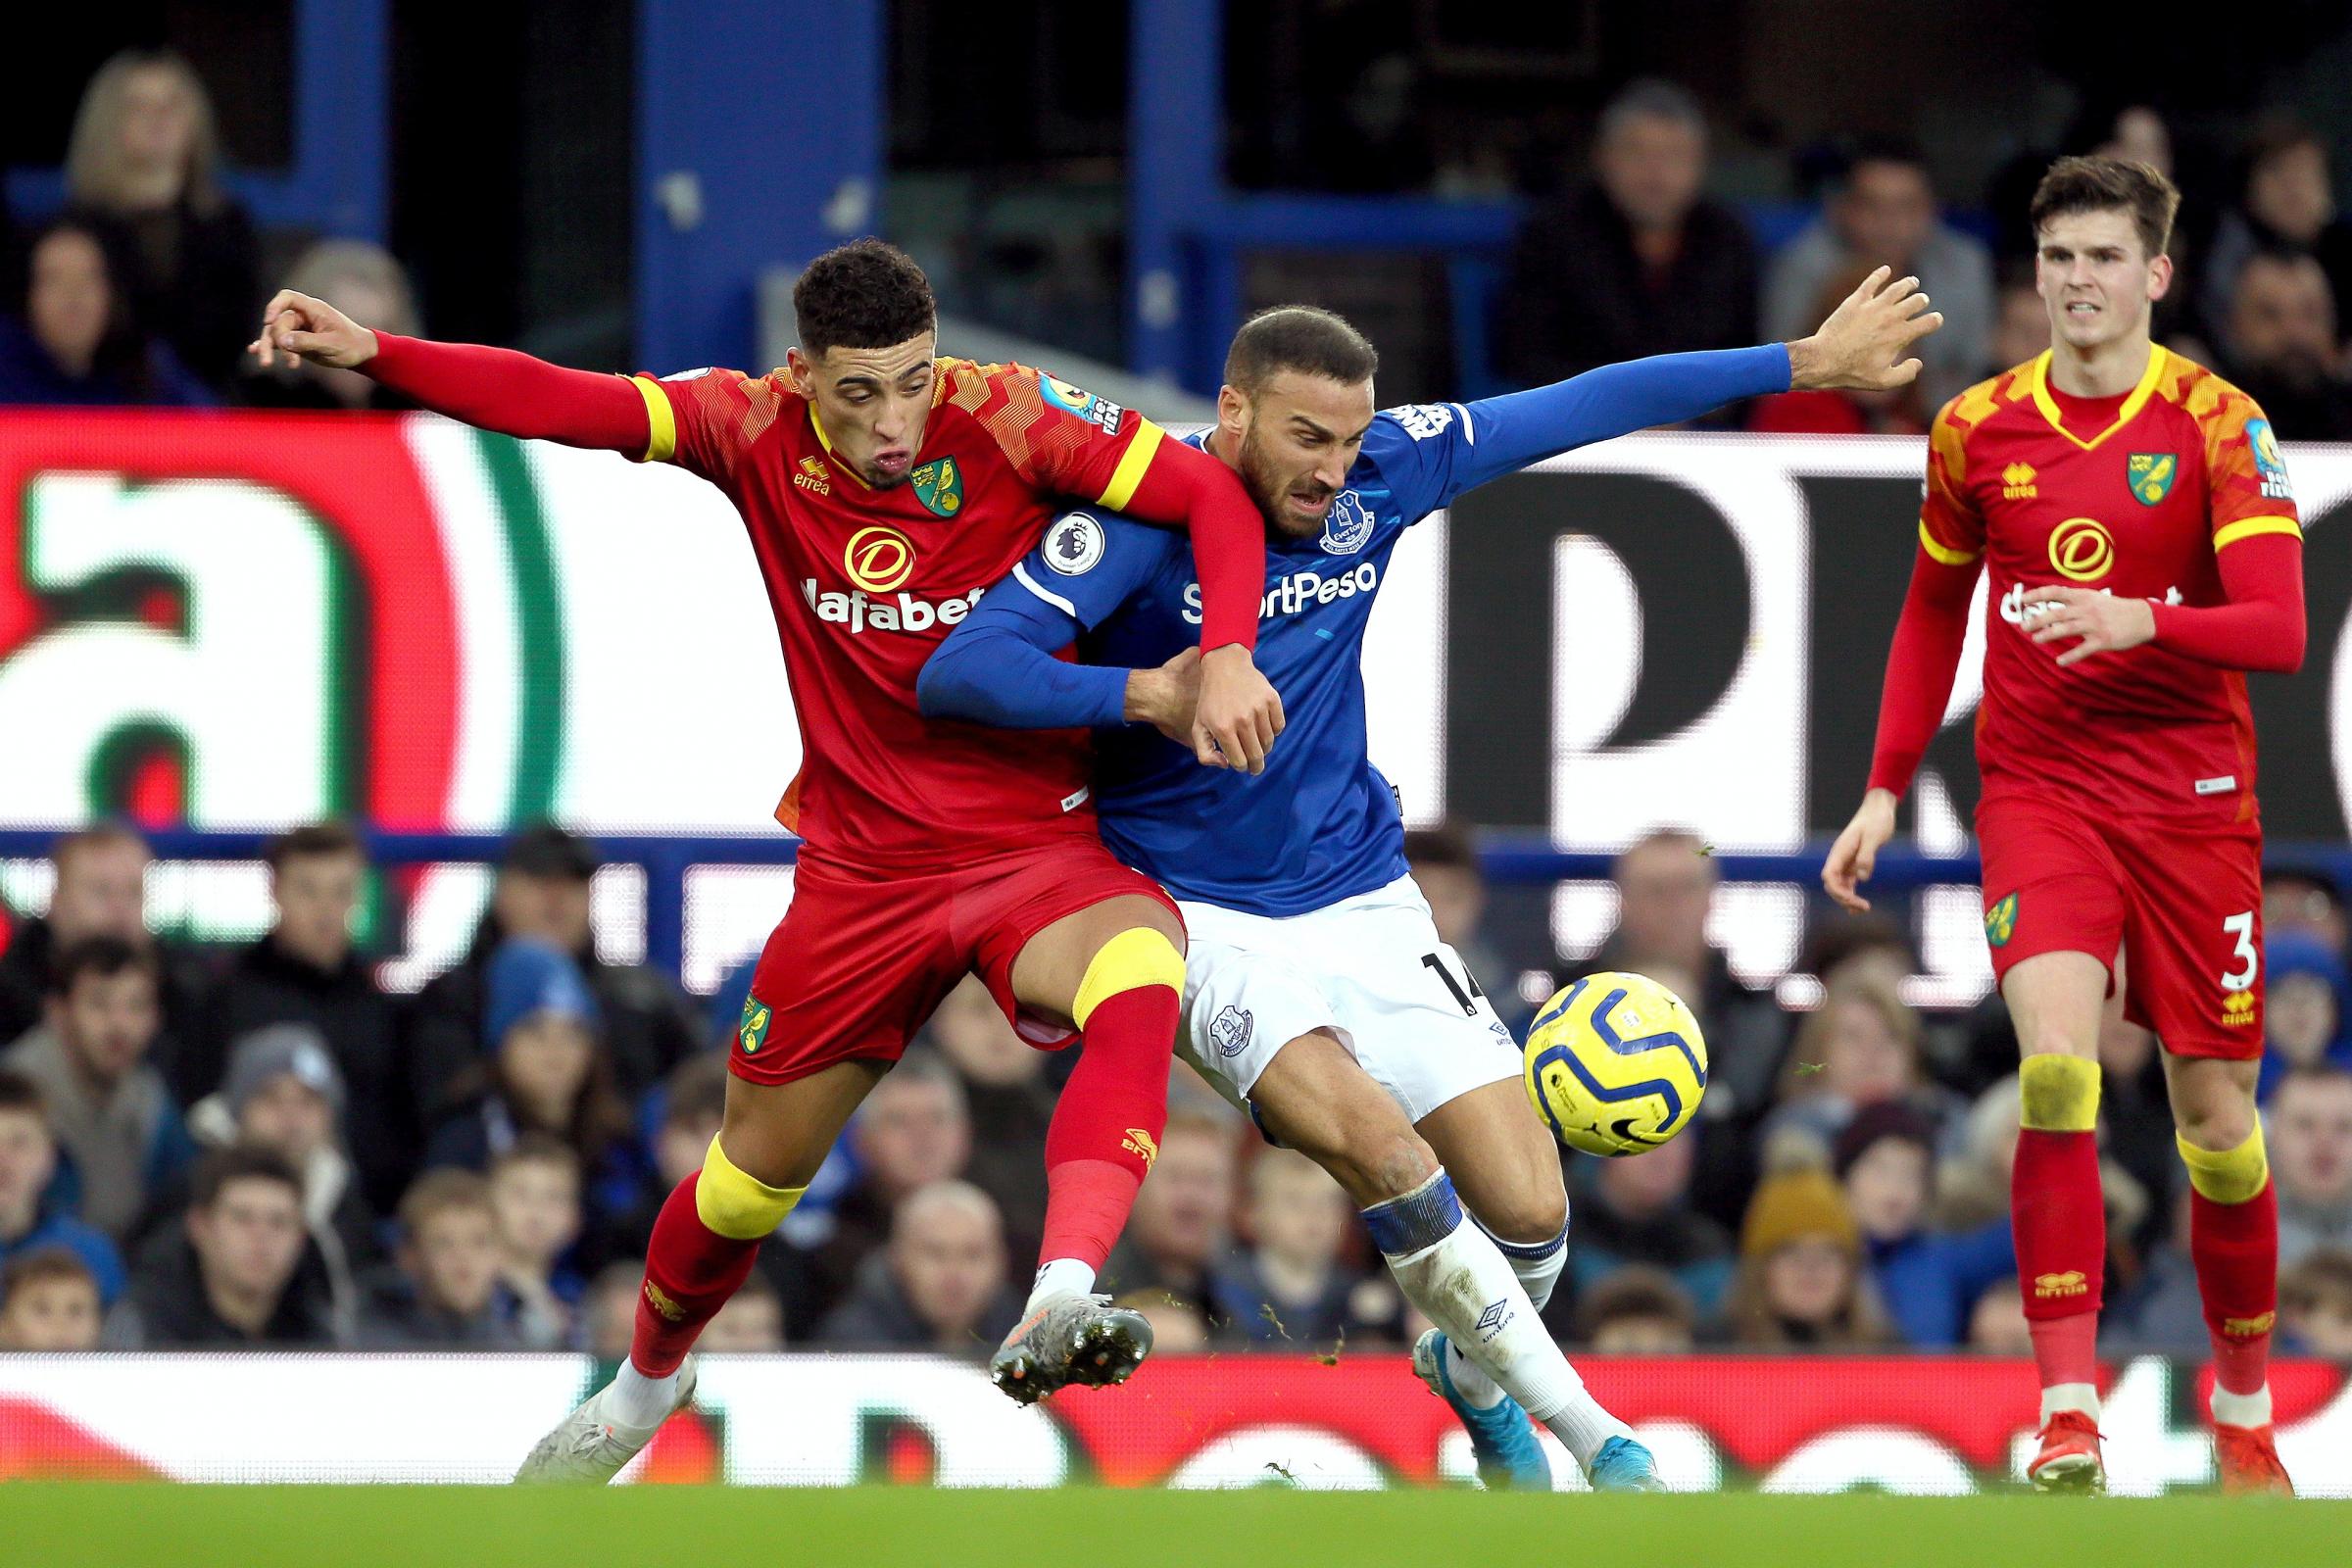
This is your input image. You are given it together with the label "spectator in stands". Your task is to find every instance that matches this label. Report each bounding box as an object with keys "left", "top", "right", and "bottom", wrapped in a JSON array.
[
  {"left": 188, "top": 821, "right": 407, "bottom": 1211},
  {"left": 2274, "top": 1065, "right": 2352, "bottom": 1269},
  {"left": 1989, "top": 268, "right": 2051, "bottom": 376},
  {"left": 1724, "top": 1168, "right": 1894, "bottom": 1348},
  {"left": 1763, "top": 139, "right": 1993, "bottom": 411},
  {"left": 1837, "top": 1102, "right": 2011, "bottom": 1348},
  {"left": 0, "top": 218, "right": 210, "bottom": 407},
  {"left": 0, "top": 1069, "right": 123, "bottom": 1305},
  {"left": 1572, "top": 1264, "right": 1699, "bottom": 1354},
  {"left": 701, "top": 1272, "right": 786, "bottom": 1353},
  {"left": 2199, "top": 123, "right": 2352, "bottom": 350},
  {"left": 2104, "top": 1185, "right": 2206, "bottom": 1354},
  {"left": 1404, "top": 823, "right": 1530, "bottom": 1035},
  {"left": 2258, "top": 931, "right": 2352, "bottom": 1102},
  {"left": 1748, "top": 263, "right": 1930, "bottom": 435},
  {"left": 1211, "top": 1148, "right": 1401, "bottom": 1348},
  {"left": 1964, "top": 1277, "right": 2032, "bottom": 1355},
  {"left": 0, "top": 825, "right": 191, "bottom": 1062},
  {"left": 111, "top": 1145, "right": 331, "bottom": 1348},
  {"left": 240, "top": 240, "right": 419, "bottom": 410},
  {"left": 3, "top": 937, "right": 195, "bottom": 1240},
  {"left": 580, "top": 1258, "right": 641, "bottom": 1360},
  {"left": 153, "top": 1023, "right": 375, "bottom": 1336},
  {"left": 61, "top": 50, "right": 258, "bottom": 390},
  {"left": 406, "top": 825, "right": 699, "bottom": 1128},
  {"left": 2217, "top": 250, "right": 2352, "bottom": 441},
  {"left": 624, "top": 1052, "right": 728, "bottom": 1245},
  {"left": 763, "top": 1051, "right": 971, "bottom": 1337},
  {"left": 2096, "top": 1015, "right": 2182, "bottom": 1253},
  {"left": 1496, "top": 79, "right": 1758, "bottom": 401},
  {"left": 1119, "top": 1288, "right": 1211, "bottom": 1353},
  {"left": 815, "top": 1179, "right": 1021, "bottom": 1351},
  {"left": 1759, "top": 978, "right": 1957, "bottom": 1171},
  {"left": 0, "top": 1249, "right": 104, "bottom": 1351},
  {"left": 2278, "top": 1248, "right": 2352, "bottom": 1358},
  {"left": 2266, "top": 869, "right": 2349, "bottom": 958},
  {"left": 487, "top": 1134, "right": 584, "bottom": 1350},
  {"left": 359, "top": 1169, "right": 519, "bottom": 1348},
  {"left": 1101, "top": 1109, "right": 1239, "bottom": 1312},
  {"left": 926, "top": 977, "right": 1053, "bottom": 1269},
  {"left": 1557, "top": 1132, "right": 1733, "bottom": 1322},
  {"left": 422, "top": 938, "right": 637, "bottom": 1231}
]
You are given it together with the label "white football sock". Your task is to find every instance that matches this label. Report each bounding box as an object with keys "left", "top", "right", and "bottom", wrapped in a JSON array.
[
  {"left": 2212, "top": 1384, "right": 2272, "bottom": 1429},
  {"left": 1027, "top": 1257, "right": 1097, "bottom": 1312},
  {"left": 1369, "top": 1171, "right": 1631, "bottom": 1471},
  {"left": 1486, "top": 1218, "right": 1569, "bottom": 1311},
  {"left": 2039, "top": 1383, "right": 2101, "bottom": 1425},
  {"left": 609, "top": 1362, "right": 681, "bottom": 1430}
]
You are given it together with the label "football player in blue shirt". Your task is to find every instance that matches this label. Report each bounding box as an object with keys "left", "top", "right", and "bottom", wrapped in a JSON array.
[{"left": 919, "top": 270, "right": 1937, "bottom": 1491}]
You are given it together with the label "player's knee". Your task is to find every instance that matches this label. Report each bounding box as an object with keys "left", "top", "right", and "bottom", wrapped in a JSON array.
[
  {"left": 2178, "top": 1116, "right": 2268, "bottom": 1203},
  {"left": 694, "top": 1135, "right": 808, "bottom": 1241},
  {"left": 1336, "top": 1125, "right": 1441, "bottom": 1205},
  {"left": 2017, "top": 1052, "right": 2101, "bottom": 1132}
]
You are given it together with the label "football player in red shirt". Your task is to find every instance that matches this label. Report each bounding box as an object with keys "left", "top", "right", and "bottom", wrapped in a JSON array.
[
  {"left": 1825, "top": 159, "right": 2303, "bottom": 1494},
  {"left": 254, "top": 240, "right": 1285, "bottom": 1480}
]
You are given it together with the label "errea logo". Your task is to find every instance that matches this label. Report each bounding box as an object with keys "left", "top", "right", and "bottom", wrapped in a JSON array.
[{"left": 2002, "top": 462, "right": 2036, "bottom": 499}]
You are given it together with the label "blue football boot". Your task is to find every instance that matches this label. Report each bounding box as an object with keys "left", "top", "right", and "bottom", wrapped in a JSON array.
[
  {"left": 1413, "top": 1329, "right": 1553, "bottom": 1491},
  {"left": 1588, "top": 1434, "right": 1667, "bottom": 1493}
]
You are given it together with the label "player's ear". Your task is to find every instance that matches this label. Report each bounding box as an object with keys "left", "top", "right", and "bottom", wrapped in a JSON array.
[
  {"left": 2146, "top": 253, "right": 2174, "bottom": 304},
  {"left": 783, "top": 347, "right": 816, "bottom": 400},
  {"left": 1216, "top": 382, "right": 1249, "bottom": 432}
]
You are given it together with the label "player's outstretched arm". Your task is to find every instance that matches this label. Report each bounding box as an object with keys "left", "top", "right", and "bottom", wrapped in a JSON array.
[
  {"left": 249, "top": 290, "right": 653, "bottom": 453},
  {"left": 916, "top": 584, "right": 1200, "bottom": 744}
]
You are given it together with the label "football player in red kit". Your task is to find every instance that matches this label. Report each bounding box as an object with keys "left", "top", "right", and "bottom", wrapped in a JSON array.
[
  {"left": 1825, "top": 158, "right": 2303, "bottom": 1494},
  {"left": 254, "top": 240, "right": 1285, "bottom": 1480}
]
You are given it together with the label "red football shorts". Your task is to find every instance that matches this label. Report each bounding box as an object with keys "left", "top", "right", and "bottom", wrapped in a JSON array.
[
  {"left": 1976, "top": 792, "right": 2265, "bottom": 1058},
  {"left": 727, "top": 836, "right": 1181, "bottom": 1085}
]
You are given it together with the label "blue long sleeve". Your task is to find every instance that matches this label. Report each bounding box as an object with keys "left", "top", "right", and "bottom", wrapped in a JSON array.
[
  {"left": 916, "top": 593, "right": 1130, "bottom": 730},
  {"left": 1450, "top": 343, "right": 1791, "bottom": 496}
]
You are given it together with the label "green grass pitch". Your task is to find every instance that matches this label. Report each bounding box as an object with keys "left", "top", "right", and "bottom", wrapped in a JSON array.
[{"left": 4, "top": 1486, "right": 2348, "bottom": 1568}]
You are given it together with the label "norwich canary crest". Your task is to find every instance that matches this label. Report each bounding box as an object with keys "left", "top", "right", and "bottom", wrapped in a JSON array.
[{"left": 1985, "top": 893, "right": 2019, "bottom": 948}]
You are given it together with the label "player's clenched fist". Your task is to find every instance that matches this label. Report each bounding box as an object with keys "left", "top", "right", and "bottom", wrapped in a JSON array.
[
  {"left": 1194, "top": 644, "right": 1285, "bottom": 774},
  {"left": 248, "top": 289, "right": 379, "bottom": 371}
]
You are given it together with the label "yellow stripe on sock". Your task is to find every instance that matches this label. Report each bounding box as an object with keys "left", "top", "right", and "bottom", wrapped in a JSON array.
[
  {"left": 694, "top": 1135, "right": 806, "bottom": 1240},
  {"left": 2179, "top": 1123, "right": 2270, "bottom": 1205},
  {"left": 1071, "top": 926, "right": 1185, "bottom": 1029},
  {"left": 2018, "top": 1054, "right": 2100, "bottom": 1132}
]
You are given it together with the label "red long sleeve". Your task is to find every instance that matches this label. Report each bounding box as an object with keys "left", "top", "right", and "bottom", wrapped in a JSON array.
[
  {"left": 2149, "top": 532, "right": 2306, "bottom": 673},
  {"left": 365, "top": 332, "right": 652, "bottom": 454},
  {"left": 1110, "top": 435, "right": 1265, "bottom": 653},
  {"left": 1866, "top": 547, "right": 1980, "bottom": 798}
]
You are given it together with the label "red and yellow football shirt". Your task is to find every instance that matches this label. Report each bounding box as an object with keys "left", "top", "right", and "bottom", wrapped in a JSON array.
[
  {"left": 633, "top": 359, "right": 1176, "bottom": 868},
  {"left": 1918, "top": 346, "right": 2301, "bottom": 824}
]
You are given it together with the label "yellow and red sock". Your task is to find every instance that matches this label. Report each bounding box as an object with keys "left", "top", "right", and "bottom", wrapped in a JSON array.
[
  {"left": 2013, "top": 1054, "right": 2104, "bottom": 1401},
  {"left": 631, "top": 1140, "right": 803, "bottom": 1376},
  {"left": 2180, "top": 1125, "right": 2278, "bottom": 1406},
  {"left": 1037, "top": 928, "right": 1183, "bottom": 1275}
]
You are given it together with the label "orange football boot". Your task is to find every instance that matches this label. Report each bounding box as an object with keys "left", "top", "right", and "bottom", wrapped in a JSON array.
[
  {"left": 2214, "top": 1424, "right": 2293, "bottom": 1495},
  {"left": 2027, "top": 1410, "right": 2106, "bottom": 1494}
]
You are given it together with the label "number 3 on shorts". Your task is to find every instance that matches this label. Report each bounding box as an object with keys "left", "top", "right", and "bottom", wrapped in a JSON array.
[{"left": 2222, "top": 910, "right": 2258, "bottom": 992}]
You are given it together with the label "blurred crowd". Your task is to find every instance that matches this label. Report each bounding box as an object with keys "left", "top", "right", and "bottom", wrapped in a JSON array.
[
  {"left": 10, "top": 57, "right": 2352, "bottom": 444},
  {"left": 4, "top": 815, "right": 2349, "bottom": 1368}
]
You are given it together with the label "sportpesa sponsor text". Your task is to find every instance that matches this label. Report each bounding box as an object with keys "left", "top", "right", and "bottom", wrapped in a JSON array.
[{"left": 800, "top": 564, "right": 1382, "bottom": 635}]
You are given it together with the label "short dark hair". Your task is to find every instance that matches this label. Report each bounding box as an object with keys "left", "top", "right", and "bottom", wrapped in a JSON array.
[
  {"left": 1841, "top": 134, "right": 1930, "bottom": 182},
  {"left": 2030, "top": 155, "right": 2180, "bottom": 261},
  {"left": 265, "top": 819, "right": 364, "bottom": 873},
  {"left": 51, "top": 821, "right": 147, "bottom": 875},
  {"left": 1573, "top": 1264, "right": 1698, "bottom": 1341},
  {"left": 2281, "top": 1248, "right": 2352, "bottom": 1314},
  {"left": 1402, "top": 822, "right": 1479, "bottom": 875},
  {"left": 0, "top": 1247, "right": 97, "bottom": 1309},
  {"left": 192, "top": 1143, "right": 303, "bottom": 1210},
  {"left": 0, "top": 1068, "right": 49, "bottom": 1129},
  {"left": 793, "top": 238, "right": 936, "bottom": 358},
  {"left": 1224, "top": 306, "right": 1379, "bottom": 396},
  {"left": 399, "top": 1167, "right": 495, "bottom": 1234},
  {"left": 490, "top": 1130, "right": 582, "bottom": 1183},
  {"left": 47, "top": 934, "right": 161, "bottom": 999},
  {"left": 661, "top": 1052, "right": 731, "bottom": 1131}
]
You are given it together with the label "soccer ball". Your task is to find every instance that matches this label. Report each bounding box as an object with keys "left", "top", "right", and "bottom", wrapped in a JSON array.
[{"left": 1523, "top": 971, "right": 1709, "bottom": 1157}]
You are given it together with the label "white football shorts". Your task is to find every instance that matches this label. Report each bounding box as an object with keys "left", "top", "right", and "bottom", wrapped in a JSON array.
[{"left": 1174, "top": 872, "right": 1522, "bottom": 1125}]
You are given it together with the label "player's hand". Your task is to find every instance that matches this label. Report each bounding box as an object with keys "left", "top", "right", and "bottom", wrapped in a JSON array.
[
  {"left": 1787, "top": 266, "right": 1942, "bottom": 393},
  {"left": 2020, "top": 585, "right": 2156, "bottom": 666},
  {"left": 1194, "top": 644, "right": 1285, "bottom": 774},
  {"left": 1124, "top": 647, "right": 1202, "bottom": 745},
  {"left": 248, "top": 289, "right": 379, "bottom": 370},
  {"left": 1823, "top": 788, "right": 1898, "bottom": 913}
]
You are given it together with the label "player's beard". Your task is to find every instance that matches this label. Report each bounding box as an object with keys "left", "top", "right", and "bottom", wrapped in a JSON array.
[{"left": 1238, "top": 425, "right": 1328, "bottom": 540}]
